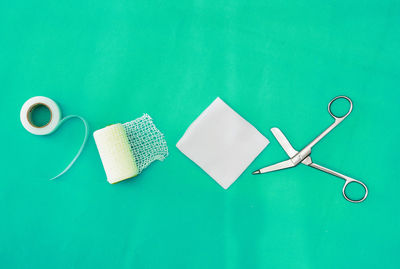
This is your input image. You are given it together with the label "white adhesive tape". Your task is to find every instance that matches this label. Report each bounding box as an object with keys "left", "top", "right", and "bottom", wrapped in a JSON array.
[
  {"left": 20, "top": 96, "right": 61, "bottom": 135},
  {"left": 20, "top": 96, "right": 89, "bottom": 180}
]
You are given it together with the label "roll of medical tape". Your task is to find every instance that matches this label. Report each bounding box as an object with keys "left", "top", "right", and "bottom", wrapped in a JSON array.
[
  {"left": 20, "top": 96, "right": 89, "bottom": 180},
  {"left": 20, "top": 96, "right": 61, "bottom": 135}
]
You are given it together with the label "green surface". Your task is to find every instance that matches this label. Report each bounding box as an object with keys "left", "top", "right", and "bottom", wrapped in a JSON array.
[{"left": 1, "top": 0, "right": 399, "bottom": 268}]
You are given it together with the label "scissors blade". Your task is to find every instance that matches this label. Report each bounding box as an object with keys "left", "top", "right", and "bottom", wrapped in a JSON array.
[
  {"left": 271, "top": 127, "right": 298, "bottom": 158},
  {"left": 252, "top": 159, "right": 294, "bottom": 174}
]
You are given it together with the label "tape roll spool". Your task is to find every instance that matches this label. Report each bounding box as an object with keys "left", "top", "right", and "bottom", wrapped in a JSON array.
[
  {"left": 20, "top": 96, "right": 61, "bottom": 135},
  {"left": 20, "top": 96, "right": 89, "bottom": 180}
]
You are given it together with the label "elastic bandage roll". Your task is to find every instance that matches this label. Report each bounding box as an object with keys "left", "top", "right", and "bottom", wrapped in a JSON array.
[{"left": 94, "top": 114, "right": 168, "bottom": 184}]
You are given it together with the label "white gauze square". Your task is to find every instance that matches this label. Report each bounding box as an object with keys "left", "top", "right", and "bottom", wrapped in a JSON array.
[{"left": 176, "top": 97, "right": 269, "bottom": 189}]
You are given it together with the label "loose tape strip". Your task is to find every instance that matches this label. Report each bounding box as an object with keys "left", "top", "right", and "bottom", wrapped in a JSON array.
[{"left": 20, "top": 96, "right": 89, "bottom": 180}]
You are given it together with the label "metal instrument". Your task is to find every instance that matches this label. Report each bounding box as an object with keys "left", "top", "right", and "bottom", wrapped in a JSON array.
[{"left": 253, "top": 96, "right": 368, "bottom": 203}]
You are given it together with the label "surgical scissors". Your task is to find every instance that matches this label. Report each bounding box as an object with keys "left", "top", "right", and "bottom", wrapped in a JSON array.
[{"left": 253, "top": 96, "right": 368, "bottom": 203}]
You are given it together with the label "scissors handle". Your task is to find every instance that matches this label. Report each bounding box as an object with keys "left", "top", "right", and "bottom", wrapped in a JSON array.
[
  {"left": 309, "top": 162, "right": 368, "bottom": 203},
  {"left": 328, "top": 96, "right": 353, "bottom": 121},
  {"left": 302, "top": 96, "right": 353, "bottom": 153},
  {"left": 342, "top": 178, "right": 368, "bottom": 203}
]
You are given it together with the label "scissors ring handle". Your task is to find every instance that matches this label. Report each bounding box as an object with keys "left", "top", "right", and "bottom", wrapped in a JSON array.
[
  {"left": 342, "top": 179, "right": 368, "bottom": 203},
  {"left": 328, "top": 96, "right": 353, "bottom": 120}
]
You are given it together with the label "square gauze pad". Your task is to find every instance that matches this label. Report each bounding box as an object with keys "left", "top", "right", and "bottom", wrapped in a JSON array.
[{"left": 176, "top": 97, "right": 269, "bottom": 189}]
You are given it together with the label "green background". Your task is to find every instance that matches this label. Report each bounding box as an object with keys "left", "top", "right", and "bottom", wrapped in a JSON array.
[{"left": 1, "top": 0, "right": 399, "bottom": 268}]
